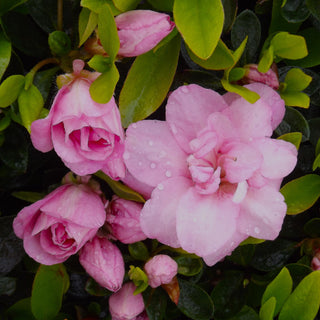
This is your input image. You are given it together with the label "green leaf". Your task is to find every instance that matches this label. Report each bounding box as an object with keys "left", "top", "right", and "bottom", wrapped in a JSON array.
[
  {"left": 240, "top": 237, "right": 265, "bottom": 246},
  {"left": 119, "top": 33, "right": 180, "bottom": 127},
  {"left": 281, "top": 0, "right": 310, "bottom": 23},
  {"left": 0, "top": 0, "right": 28, "bottom": 16},
  {"left": 11, "top": 191, "right": 46, "bottom": 203},
  {"left": 261, "top": 267, "right": 293, "bottom": 315},
  {"left": 98, "top": 4, "right": 120, "bottom": 61},
  {"left": 173, "top": 0, "right": 224, "bottom": 59},
  {"left": 147, "top": 0, "right": 173, "bottom": 11},
  {"left": 88, "top": 55, "right": 112, "bottom": 73},
  {"left": 143, "top": 287, "right": 167, "bottom": 320},
  {"left": 258, "top": 45, "right": 274, "bottom": 73},
  {"left": 18, "top": 84, "right": 44, "bottom": 132},
  {"left": 33, "top": 67, "right": 59, "bottom": 103},
  {"left": 81, "top": 0, "right": 122, "bottom": 14},
  {"left": 281, "top": 174, "right": 320, "bottom": 215},
  {"left": 174, "top": 256, "right": 203, "bottom": 276},
  {"left": 304, "top": 218, "right": 320, "bottom": 237},
  {"left": 259, "top": 297, "right": 276, "bottom": 320},
  {"left": 229, "top": 67, "right": 246, "bottom": 82},
  {"left": 89, "top": 63, "right": 119, "bottom": 104},
  {"left": 31, "top": 264, "right": 69, "bottom": 320},
  {"left": 271, "top": 32, "right": 308, "bottom": 60},
  {"left": 280, "top": 91, "right": 310, "bottom": 108},
  {"left": 0, "top": 276, "right": 16, "bottom": 296},
  {"left": 112, "top": 0, "right": 141, "bottom": 11},
  {"left": 279, "top": 271, "right": 320, "bottom": 320},
  {"left": 94, "top": 171, "right": 145, "bottom": 202},
  {"left": 128, "top": 266, "right": 149, "bottom": 294},
  {"left": 0, "top": 75, "right": 25, "bottom": 108},
  {"left": 48, "top": 31, "right": 71, "bottom": 56},
  {"left": 306, "top": 0, "right": 320, "bottom": 20},
  {"left": 0, "top": 112, "right": 11, "bottom": 131},
  {"left": 178, "top": 279, "right": 214, "bottom": 320},
  {"left": 227, "top": 305, "right": 260, "bottom": 320},
  {"left": 187, "top": 40, "right": 234, "bottom": 70},
  {"left": 85, "top": 277, "right": 110, "bottom": 296},
  {"left": 222, "top": 0, "right": 238, "bottom": 33},
  {"left": 282, "top": 68, "right": 312, "bottom": 92},
  {"left": 0, "top": 31, "right": 11, "bottom": 81},
  {"left": 5, "top": 298, "right": 36, "bottom": 320},
  {"left": 78, "top": 8, "right": 98, "bottom": 47},
  {"left": 128, "top": 242, "right": 149, "bottom": 261},
  {"left": 277, "top": 132, "right": 302, "bottom": 150},
  {"left": 228, "top": 244, "right": 255, "bottom": 266},
  {"left": 313, "top": 153, "right": 320, "bottom": 171}
]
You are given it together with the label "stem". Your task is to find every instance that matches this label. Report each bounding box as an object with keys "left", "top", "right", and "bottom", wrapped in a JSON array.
[{"left": 57, "top": 0, "right": 63, "bottom": 31}]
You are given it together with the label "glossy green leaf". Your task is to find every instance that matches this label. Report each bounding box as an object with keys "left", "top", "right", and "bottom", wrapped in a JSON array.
[
  {"left": 128, "top": 266, "right": 149, "bottom": 294},
  {"left": 119, "top": 34, "right": 180, "bottom": 127},
  {"left": 262, "top": 267, "right": 293, "bottom": 315},
  {"left": 81, "top": 0, "right": 121, "bottom": 14},
  {"left": 94, "top": 171, "right": 145, "bottom": 202},
  {"left": 143, "top": 287, "right": 167, "bottom": 320},
  {"left": 11, "top": 191, "right": 46, "bottom": 203},
  {"left": 18, "top": 84, "right": 44, "bottom": 132},
  {"left": 178, "top": 279, "right": 214, "bottom": 320},
  {"left": 0, "top": 75, "right": 25, "bottom": 108},
  {"left": 240, "top": 237, "right": 265, "bottom": 246},
  {"left": 280, "top": 91, "right": 310, "bottom": 108},
  {"left": 281, "top": 0, "right": 310, "bottom": 23},
  {"left": 259, "top": 297, "right": 276, "bottom": 320},
  {"left": 78, "top": 8, "right": 98, "bottom": 47},
  {"left": 5, "top": 298, "right": 36, "bottom": 320},
  {"left": 112, "top": 0, "right": 141, "bottom": 11},
  {"left": 282, "top": 68, "right": 312, "bottom": 92},
  {"left": 277, "top": 132, "right": 302, "bottom": 150},
  {"left": 313, "top": 153, "right": 320, "bottom": 171},
  {"left": 0, "top": 31, "right": 11, "bottom": 81},
  {"left": 304, "top": 218, "right": 320, "bottom": 237},
  {"left": 128, "top": 242, "right": 149, "bottom": 261},
  {"left": 174, "top": 0, "right": 224, "bottom": 59},
  {"left": 306, "top": 0, "right": 320, "bottom": 20},
  {"left": 229, "top": 67, "right": 246, "bottom": 82},
  {"left": 88, "top": 55, "right": 112, "bottom": 73},
  {"left": 187, "top": 40, "right": 234, "bottom": 70},
  {"left": 98, "top": 4, "right": 119, "bottom": 61},
  {"left": 0, "top": 0, "right": 28, "bottom": 16},
  {"left": 258, "top": 45, "right": 274, "bottom": 73},
  {"left": 89, "top": 63, "right": 119, "bottom": 104},
  {"left": 281, "top": 174, "right": 320, "bottom": 215},
  {"left": 31, "top": 264, "right": 69, "bottom": 320},
  {"left": 279, "top": 271, "right": 320, "bottom": 320},
  {"left": 222, "top": 0, "right": 238, "bottom": 33},
  {"left": 174, "top": 256, "right": 203, "bottom": 276},
  {"left": 147, "top": 0, "right": 173, "bottom": 11}
]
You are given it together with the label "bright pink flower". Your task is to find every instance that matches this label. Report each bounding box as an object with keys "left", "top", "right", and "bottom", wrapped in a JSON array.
[
  {"left": 124, "top": 83, "right": 297, "bottom": 266},
  {"left": 79, "top": 236, "right": 124, "bottom": 292},
  {"left": 115, "top": 10, "right": 175, "bottom": 57},
  {"left": 109, "top": 282, "right": 145, "bottom": 320},
  {"left": 144, "top": 254, "right": 178, "bottom": 288},
  {"left": 13, "top": 183, "right": 106, "bottom": 265},
  {"left": 31, "top": 60, "right": 125, "bottom": 179},
  {"left": 105, "top": 196, "right": 147, "bottom": 244}
]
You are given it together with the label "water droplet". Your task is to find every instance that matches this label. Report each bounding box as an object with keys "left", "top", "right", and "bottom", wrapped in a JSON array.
[
  {"left": 157, "top": 183, "right": 164, "bottom": 190},
  {"left": 181, "top": 86, "right": 189, "bottom": 93},
  {"left": 123, "top": 152, "right": 130, "bottom": 160},
  {"left": 254, "top": 227, "right": 260, "bottom": 234},
  {"left": 148, "top": 140, "right": 154, "bottom": 146},
  {"left": 165, "top": 170, "right": 172, "bottom": 177},
  {"left": 132, "top": 123, "right": 137, "bottom": 129},
  {"left": 150, "top": 163, "right": 156, "bottom": 169}
]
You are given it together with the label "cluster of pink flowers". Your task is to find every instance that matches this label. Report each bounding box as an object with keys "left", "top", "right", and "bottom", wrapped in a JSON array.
[{"left": 12, "top": 8, "right": 299, "bottom": 320}]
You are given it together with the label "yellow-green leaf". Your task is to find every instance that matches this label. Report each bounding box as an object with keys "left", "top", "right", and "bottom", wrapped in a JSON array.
[{"left": 277, "top": 132, "right": 302, "bottom": 150}]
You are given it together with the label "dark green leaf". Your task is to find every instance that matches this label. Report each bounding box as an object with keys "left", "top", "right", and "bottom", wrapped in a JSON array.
[
  {"left": 309, "top": 118, "right": 320, "bottom": 146},
  {"left": 18, "top": 84, "right": 44, "bottom": 132},
  {"left": 281, "top": 0, "right": 310, "bottom": 23},
  {"left": 304, "top": 218, "right": 320, "bottom": 237},
  {"left": 119, "top": 33, "right": 180, "bottom": 127},
  {"left": 281, "top": 174, "right": 320, "bottom": 215},
  {"left": 222, "top": 0, "right": 238, "bottom": 33},
  {"left": 0, "top": 112, "right": 11, "bottom": 131},
  {"left": 0, "top": 0, "right": 28, "bottom": 16},
  {"left": 112, "top": 0, "right": 141, "bottom": 11},
  {"left": 85, "top": 277, "right": 111, "bottom": 296},
  {"left": 261, "top": 267, "right": 293, "bottom": 315},
  {"left": 33, "top": 67, "right": 59, "bottom": 103},
  {"left": 0, "top": 74, "right": 25, "bottom": 108},
  {"left": 147, "top": 0, "right": 174, "bottom": 11},
  {"left": 89, "top": 63, "right": 119, "bottom": 104},
  {"left": 279, "top": 271, "right": 320, "bottom": 320},
  {"left": 0, "top": 276, "right": 16, "bottom": 295},
  {"left": 174, "top": 256, "right": 203, "bottom": 276},
  {"left": 228, "top": 244, "right": 255, "bottom": 266},
  {"left": 5, "top": 298, "right": 36, "bottom": 320},
  {"left": 231, "top": 9, "right": 261, "bottom": 64},
  {"left": 306, "top": 0, "right": 320, "bottom": 20},
  {"left": 285, "top": 263, "right": 312, "bottom": 288},
  {"left": 11, "top": 191, "right": 46, "bottom": 203},
  {"left": 177, "top": 278, "right": 214, "bottom": 320},
  {"left": 31, "top": 264, "right": 69, "bottom": 320},
  {"left": 173, "top": 0, "right": 224, "bottom": 59},
  {"left": 128, "top": 242, "right": 149, "bottom": 261},
  {"left": 143, "top": 287, "right": 167, "bottom": 320},
  {"left": 78, "top": 8, "right": 98, "bottom": 47},
  {"left": 0, "top": 31, "right": 11, "bottom": 81},
  {"left": 98, "top": 4, "right": 120, "bottom": 61},
  {"left": 227, "top": 305, "right": 260, "bottom": 320}
]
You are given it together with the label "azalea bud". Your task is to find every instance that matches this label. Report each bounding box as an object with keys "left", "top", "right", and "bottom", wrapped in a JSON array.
[
  {"left": 239, "top": 63, "right": 279, "bottom": 90},
  {"left": 106, "top": 196, "right": 146, "bottom": 244},
  {"left": 144, "top": 254, "right": 178, "bottom": 288},
  {"left": 109, "top": 282, "right": 145, "bottom": 320},
  {"left": 79, "top": 236, "right": 125, "bottom": 292},
  {"left": 48, "top": 31, "right": 71, "bottom": 56}
]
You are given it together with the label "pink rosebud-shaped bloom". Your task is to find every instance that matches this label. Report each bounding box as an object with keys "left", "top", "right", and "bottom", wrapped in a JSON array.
[
  {"left": 144, "top": 254, "right": 178, "bottom": 288},
  {"left": 115, "top": 10, "right": 175, "bottom": 57},
  {"left": 109, "top": 282, "right": 145, "bottom": 320},
  {"left": 79, "top": 236, "right": 124, "bottom": 292},
  {"left": 13, "top": 183, "right": 106, "bottom": 265},
  {"left": 105, "top": 196, "right": 147, "bottom": 244},
  {"left": 124, "top": 83, "right": 297, "bottom": 266},
  {"left": 31, "top": 60, "right": 125, "bottom": 179}
]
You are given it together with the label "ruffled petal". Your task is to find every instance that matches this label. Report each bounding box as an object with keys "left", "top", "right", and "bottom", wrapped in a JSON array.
[
  {"left": 30, "top": 116, "right": 54, "bottom": 152},
  {"left": 166, "top": 84, "right": 229, "bottom": 153},
  {"left": 124, "top": 120, "right": 189, "bottom": 187}
]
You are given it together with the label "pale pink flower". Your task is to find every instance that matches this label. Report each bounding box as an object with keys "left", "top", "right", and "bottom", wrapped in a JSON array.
[
  {"left": 79, "top": 236, "right": 124, "bottom": 292},
  {"left": 105, "top": 196, "right": 147, "bottom": 244},
  {"left": 115, "top": 10, "right": 175, "bottom": 57},
  {"left": 13, "top": 183, "right": 106, "bottom": 265},
  {"left": 31, "top": 60, "right": 125, "bottom": 179},
  {"left": 144, "top": 254, "right": 178, "bottom": 288},
  {"left": 109, "top": 282, "right": 145, "bottom": 320},
  {"left": 124, "top": 83, "right": 297, "bottom": 266}
]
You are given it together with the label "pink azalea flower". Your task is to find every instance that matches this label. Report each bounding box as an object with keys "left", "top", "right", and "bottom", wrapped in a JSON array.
[
  {"left": 124, "top": 83, "right": 297, "bottom": 266},
  {"left": 144, "top": 254, "right": 178, "bottom": 288},
  {"left": 31, "top": 60, "right": 125, "bottom": 179},
  {"left": 79, "top": 236, "right": 124, "bottom": 292},
  {"left": 13, "top": 182, "right": 106, "bottom": 265}
]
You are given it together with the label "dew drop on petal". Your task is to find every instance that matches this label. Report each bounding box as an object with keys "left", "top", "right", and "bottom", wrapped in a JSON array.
[
  {"left": 181, "top": 86, "right": 189, "bottom": 93},
  {"left": 159, "top": 150, "right": 167, "bottom": 158},
  {"left": 132, "top": 123, "right": 137, "bottom": 129},
  {"left": 254, "top": 227, "right": 260, "bottom": 234},
  {"left": 157, "top": 183, "right": 164, "bottom": 190},
  {"left": 150, "top": 163, "right": 156, "bottom": 169},
  {"left": 123, "top": 152, "right": 130, "bottom": 160},
  {"left": 165, "top": 170, "right": 172, "bottom": 177},
  {"left": 148, "top": 140, "right": 154, "bottom": 146}
]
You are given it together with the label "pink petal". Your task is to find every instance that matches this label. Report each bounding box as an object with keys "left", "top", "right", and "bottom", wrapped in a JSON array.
[
  {"left": 166, "top": 84, "right": 229, "bottom": 153},
  {"left": 124, "top": 120, "right": 188, "bottom": 187},
  {"left": 238, "top": 186, "right": 287, "bottom": 240},
  {"left": 140, "top": 177, "right": 192, "bottom": 248},
  {"left": 176, "top": 188, "right": 240, "bottom": 257},
  {"left": 30, "top": 116, "right": 53, "bottom": 152}
]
